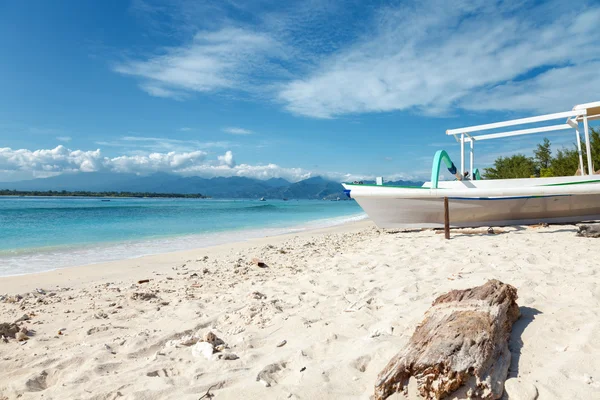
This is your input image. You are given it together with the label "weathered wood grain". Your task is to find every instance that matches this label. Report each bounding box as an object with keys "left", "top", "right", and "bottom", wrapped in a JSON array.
[{"left": 374, "top": 280, "right": 520, "bottom": 400}]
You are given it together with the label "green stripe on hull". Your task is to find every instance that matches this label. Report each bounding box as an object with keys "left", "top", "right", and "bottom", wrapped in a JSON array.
[{"left": 540, "top": 179, "right": 600, "bottom": 186}]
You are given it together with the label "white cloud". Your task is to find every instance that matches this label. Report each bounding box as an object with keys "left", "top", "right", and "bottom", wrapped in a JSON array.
[
  {"left": 179, "top": 127, "right": 192, "bottom": 131},
  {"left": 114, "top": 27, "right": 289, "bottom": 99},
  {"left": 222, "top": 127, "right": 252, "bottom": 135},
  {"left": 217, "top": 150, "right": 235, "bottom": 167},
  {"left": 278, "top": 1, "right": 600, "bottom": 118},
  {"left": 56, "top": 136, "right": 72, "bottom": 142},
  {"left": 0, "top": 146, "right": 104, "bottom": 174},
  {"left": 0, "top": 145, "right": 208, "bottom": 176},
  {"left": 0, "top": 146, "right": 419, "bottom": 183}
]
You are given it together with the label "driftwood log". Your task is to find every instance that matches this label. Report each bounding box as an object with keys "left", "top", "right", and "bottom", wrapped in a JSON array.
[
  {"left": 374, "top": 280, "right": 519, "bottom": 400},
  {"left": 576, "top": 224, "right": 600, "bottom": 238}
]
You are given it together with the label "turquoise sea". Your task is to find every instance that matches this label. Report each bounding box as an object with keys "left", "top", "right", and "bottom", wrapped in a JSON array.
[{"left": 0, "top": 197, "right": 364, "bottom": 276}]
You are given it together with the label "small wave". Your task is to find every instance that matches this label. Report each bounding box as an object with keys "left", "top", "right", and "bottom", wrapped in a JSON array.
[{"left": 240, "top": 204, "right": 279, "bottom": 211}]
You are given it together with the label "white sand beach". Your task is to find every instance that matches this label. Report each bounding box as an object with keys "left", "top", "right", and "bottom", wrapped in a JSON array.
[{"left": 1, "top": 221, "right": 600, "bottom": 399}]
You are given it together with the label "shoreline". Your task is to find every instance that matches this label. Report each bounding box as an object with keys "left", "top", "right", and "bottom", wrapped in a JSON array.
[
  {"left": 0, "top": 210, "right": 366, "bottom": 279},
  {"left": 0, "top": 219, "right": 372, "bottom": 293}
]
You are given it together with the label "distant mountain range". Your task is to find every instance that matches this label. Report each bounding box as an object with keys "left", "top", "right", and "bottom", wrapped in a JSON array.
[{"left": 0, "top": 173, "right": 424, "bottom": 199}]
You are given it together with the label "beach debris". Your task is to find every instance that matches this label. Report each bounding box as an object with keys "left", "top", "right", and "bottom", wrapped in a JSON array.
[
  {"left": 300, "top": 367, "right": 306, "bottom": 372},
  {"left": 202, "top": 331, "right": 220, "bottom": 346},
  {"left": 3, "top": 294, "right": 23, "bottom": 303},
  {"left": 256, "top": 362, "right": 287, "bottom": 387},
  {"left": 219, "top": 353, "right": 239, "bottom": 360},
  {"left": 252, "top": 257, "right": 268, "bottom": 268},
  {"left": 15, "top": 314, "right": 31, "bottom": 323},
  {"left": 35, "top": 288, "right": 46, "bottom": 295},
  {"left": 199, "top": 383, "right": 218, "bottom": 400},
  {"left": 529, "top": 222, "right": 549, "bottom": 229},
  {"left": 503, "top": 378, "right": 538, "bottom": 400},
  {"left": 130, "top": 292, "right": 157, "bottom": 301},
  {"left": 214, "top": 344, "right": 227, "bottom": 352},
  {"left": 249, "top": 291, "right": 267, "bottom": 300},
  {"left": 276, "top": 340, "right": 287, "bottom": 348},
  {"left": 16, "top": 331, "right": 29, "bottom": 342},
  {"left": 137, "top": 279, "right": 150, "bottom": 284},
  {"left": 577, "top": 224, "right": 600, "bottom": 238},
  {"left": 94, "top": 311, "right": 108, "bottom": 319},
  {"left": 192, "top": 342, "right": 214, "bottom": 359},
  {"left": 435, "top": 227, "right": 504, "bottom": 235},
  {"left": 374, "top": 279, "right": 520, "bottom": 400},
  {"left": 0, "top": 322, "right": 20, "bottom": 339}
]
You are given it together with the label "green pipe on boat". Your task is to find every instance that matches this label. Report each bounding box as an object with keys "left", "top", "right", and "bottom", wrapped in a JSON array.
[
  {"left": 430, "top": 150, "right": 457, "bottom": 189},
  {"left": 473, "top": 168, "right": 481, "bottom": 180}
]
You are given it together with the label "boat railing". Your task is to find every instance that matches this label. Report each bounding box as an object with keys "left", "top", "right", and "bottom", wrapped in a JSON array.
[{"left": 445, "top": 101, "right": 600, "bottom": 177}]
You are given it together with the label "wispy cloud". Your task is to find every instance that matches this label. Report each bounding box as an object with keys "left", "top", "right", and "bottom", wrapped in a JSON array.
[
  {"left": 95, "top": 136, "right": 232, "bottom": 152},
  {"left": 279, "top": 1, "right": 600, "bottom": 118},
  {"left": 114, "top": 27, "right": 290, "bottom": 99},
  {"left": 118, "top": 0, "right": 600, "bottom": 119},
  {"left": 179, "top": 127, "right": 192, "bottom": 131},
  {"left": 222, "top": 127, "right": 252, "bottom": 135},
  {"left": 56, "top": 136, "right": 72, "bottom": 142}
]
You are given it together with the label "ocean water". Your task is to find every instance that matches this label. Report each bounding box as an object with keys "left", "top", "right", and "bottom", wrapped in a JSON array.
[{"left": 0, "top": 197, "right": 364, "bottom": 276}]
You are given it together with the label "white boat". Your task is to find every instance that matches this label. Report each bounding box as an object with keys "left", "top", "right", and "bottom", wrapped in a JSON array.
[{"left": 344, "top": 101, "right": 600, "bottom": 228}]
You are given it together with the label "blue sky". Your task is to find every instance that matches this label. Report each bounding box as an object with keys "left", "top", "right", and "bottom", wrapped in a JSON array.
[{"left": 0, "top": 0, "right": 599, "bottom": 182}]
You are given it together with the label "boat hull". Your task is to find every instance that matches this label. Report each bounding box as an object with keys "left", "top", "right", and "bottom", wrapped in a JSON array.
[{"left": 352, "top": 194, "right": 600, "bottom": 228}]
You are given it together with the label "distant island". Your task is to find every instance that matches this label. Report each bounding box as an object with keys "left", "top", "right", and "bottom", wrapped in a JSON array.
[
  {"left": 0, "top": 189, "right": 210, "bottom": 198},
  {"left": 0, "top": 173, "right": 425, "bottom": 199}
]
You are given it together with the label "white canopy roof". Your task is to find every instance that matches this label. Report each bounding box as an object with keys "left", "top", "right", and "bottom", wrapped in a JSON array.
[
  {"left": 445, "top": 101, "right": 599, "bottom": 176},
  {"left": 573, "top": 101, "right": 600, "bottom": 121}
]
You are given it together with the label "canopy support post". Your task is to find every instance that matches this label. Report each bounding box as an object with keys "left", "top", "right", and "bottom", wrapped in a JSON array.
[
  {"left": 575, "top": 126, "right": 585, "bottom": 175},
  {"left": 583, "top": 116, "right": 593, "bottom": 175},
  {"left": 460, "top": 134, "right": 465, "bottom": 177},
  {"left": 469, "top": 140, "right": 474, "bottom": 178}
]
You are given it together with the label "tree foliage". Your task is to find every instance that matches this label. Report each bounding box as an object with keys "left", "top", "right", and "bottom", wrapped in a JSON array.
[
  {"left": 534, "top": 137, "right": 552, "bottom": 170},
  {"left": 484, "top": 128, "right": 600, "bottom": 179},
  {"left": 484, "top": 154, "right": 537, "bottom": 179}
]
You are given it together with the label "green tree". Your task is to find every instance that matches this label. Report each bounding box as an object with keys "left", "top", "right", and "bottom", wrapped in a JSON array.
[
  {"left": 534, "top": 137, "right": 552, "bottom": 174},
  {"left": 588, "top": 128, "right": 600, "bottom": 172},
  {"left": 549, "top": 148, "right": 580, "bottom": 177},
  {"left": 554, "top": 127, "right": 600, "bottom": 176},
  {"left": 484, "top": 128, "right": 600, "bottom": 178},
  {"left": 484, "top": 154, "right": 537, "bottom": 179}
]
